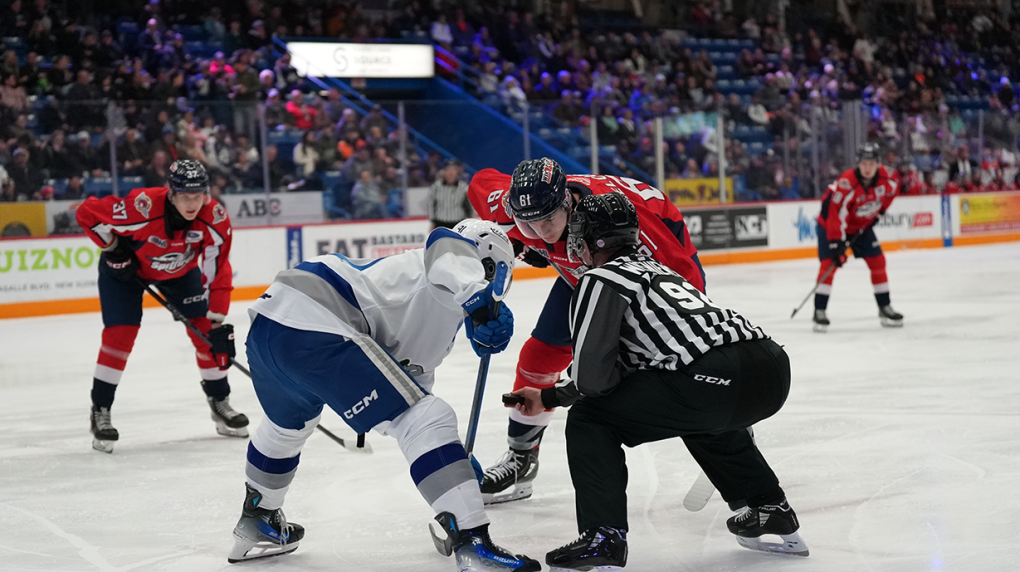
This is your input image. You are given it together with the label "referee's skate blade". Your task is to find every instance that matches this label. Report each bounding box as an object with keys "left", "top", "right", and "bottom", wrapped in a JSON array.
[
  {"left": 735, "top": 532, "right": 809, "bottom": 557},
  {"left": 482, "top": 482, "right": 532, "bottom": 505},
  {"left": 226, "top": 539, "right": 299, "bottom": 563},
  {"left": 92, "top": 438, "right": 115, "bottom": 453}
]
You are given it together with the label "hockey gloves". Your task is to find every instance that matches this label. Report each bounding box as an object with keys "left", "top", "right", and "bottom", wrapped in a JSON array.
[
  {"left": 520, "top": 246, "right": 549, "bottom": 268},
  {"left": 465, "top": 305, "right": 514, "bottom": 357},
  {"left": 828, "top": 239, "right": 849, "bottom": 267},
  {"left": 208, "top": 324, "right": 236, "bottom": 370},
  {"left": 103, "top": 240, "right": 138, "bottom": 283}
]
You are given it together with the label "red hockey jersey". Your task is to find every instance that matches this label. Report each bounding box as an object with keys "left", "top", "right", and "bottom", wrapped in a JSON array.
[
  {"left": 817, "top": 166, "right": 899, "bottom": 242},
  {"left": 468, "top": 169, "right": 704, "bottom": 292},
  {"left": 76, "top": 187, "right": 234, "bottom": 317}
]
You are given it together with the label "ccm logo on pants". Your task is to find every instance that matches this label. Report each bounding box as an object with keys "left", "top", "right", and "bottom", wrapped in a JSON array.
[
  {"left": 694, "top": 374, "right": 731, "bottom": 386},
  {"left": 344, "top": 390, "right": 379, "bottom": 419}
]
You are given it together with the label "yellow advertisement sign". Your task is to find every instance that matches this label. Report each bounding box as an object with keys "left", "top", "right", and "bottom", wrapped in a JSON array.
[
  {"left": 664, "top": 177, "right": 733, "bottom": 206},
  {"left": 0, "top": 203, "right": 48, "bottom": 237},
  {"left": 959, "top": 193, "right": 1020, "bottom": 234}
]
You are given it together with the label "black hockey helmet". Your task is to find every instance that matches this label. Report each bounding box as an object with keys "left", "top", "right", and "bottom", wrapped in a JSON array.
[
  {"left": 857, "top": 142, "right": 881, "bottom": 163},
  {"left": 167, "top": 159, "right": 210, "bottom": 196},
  {"left": 508, "top": 158, "right": 569, "bottom": 222},
  {"left": 567, "top": 191, "right": 639, "bottom": 264}
]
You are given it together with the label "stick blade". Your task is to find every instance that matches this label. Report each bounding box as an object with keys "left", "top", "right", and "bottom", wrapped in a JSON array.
[{"left": 683, "top": 471, "right": 715, "bottom": 511}]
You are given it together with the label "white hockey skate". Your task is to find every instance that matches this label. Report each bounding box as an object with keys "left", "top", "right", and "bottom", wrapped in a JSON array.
[
  {"left": 228, "top": 484, "right": 304, "bottom": 563},
  {"left": 480, "top": 448, "right": 539, "bottom": 505},
  {"left": 208, "top": 396, "right": 250, "bottom": 438},
  {"left": 812, "top": 309, "right": 830, "bottom": 333},
  {"left": 90, "top": 406, "right": 118, "bottom": 453},
  {"left": 727, "top": 500, "right": 809, "bottom": 557},
  {"left": 879, "top": 305, "right": 904, "bottom": 328}
]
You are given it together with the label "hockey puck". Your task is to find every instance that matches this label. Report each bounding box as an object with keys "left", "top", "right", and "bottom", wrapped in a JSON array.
[{"left": 501, "top": 393, "right": 525, "bottom": 406}]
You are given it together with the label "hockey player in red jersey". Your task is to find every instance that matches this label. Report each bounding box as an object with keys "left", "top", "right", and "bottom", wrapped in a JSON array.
[
  {"left": 813, "top": 143, "right": 903, "bottom": 332},
  {"left": 467, "top": 157, "right": 704, "bottom": 503},
  {"left": 76, "top": 159, "right": 248, "bottom": 452}
]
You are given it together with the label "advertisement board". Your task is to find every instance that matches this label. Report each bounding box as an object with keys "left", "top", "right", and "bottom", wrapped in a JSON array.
[
  {"left": 287, "top": 42, "right": 435, "bottom": 79},
  {"left": 958, "top": 193, "right": 1020, "bottom": 234},
  {"left": 766, "top": 195, "right": 941, "bottom": 249},
  {"left": 665, "top": 177, "right": 732, "bottom": 206},
  {"left": 683, "top": 205, "right": 768, "bottom": 250},
  {"left": 0, "top": 203, "right": 48, "bottom": 237},
  {"left": 301, "top": 219, "right": 431, "bottom": 259},
  {"left": 218, "top": 192, "right": 325, "bottom": 228},
  {"left": 0, "top": 236, "right": 103, "bottom": 303}
]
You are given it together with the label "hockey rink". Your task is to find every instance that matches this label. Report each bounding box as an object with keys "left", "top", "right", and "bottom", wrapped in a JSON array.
[{"left": 1, "top": 241, "right": 1018, "bottom": 572}]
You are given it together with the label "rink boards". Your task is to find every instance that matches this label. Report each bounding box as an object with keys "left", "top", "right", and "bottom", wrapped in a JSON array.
[{"left": 2, "top": 191, "right": 1019, "bottom": 318}]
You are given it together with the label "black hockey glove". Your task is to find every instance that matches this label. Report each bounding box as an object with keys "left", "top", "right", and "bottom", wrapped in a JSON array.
[
  {"left": 520, "top": 247, "right": 549, "bottom": 268},
  {"left": 102, "top": 240, "right": 138, "bottom": 283},
  {"left": 208, "top": 324, "right": 236, "bottom": 371},
  {"left": 828, "top": 239, "right": 849, "bottom": 267}
]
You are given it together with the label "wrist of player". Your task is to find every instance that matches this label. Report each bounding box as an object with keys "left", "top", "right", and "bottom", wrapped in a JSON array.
[{"left": 208, "top": 324, "right": 236, "bottom": 370}]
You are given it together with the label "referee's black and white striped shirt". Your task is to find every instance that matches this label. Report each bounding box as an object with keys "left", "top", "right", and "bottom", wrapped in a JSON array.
[
  {"left": 428, "top": 179, "right": 473, "bottom": 225},
  {"left": 545, "top": 250, "right": 766, "bottom": 406}
]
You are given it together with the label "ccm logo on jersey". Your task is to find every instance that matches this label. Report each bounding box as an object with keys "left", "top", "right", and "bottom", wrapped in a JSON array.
[
  {"left": 694, "top": 374, "right": 731, "bottom": 386},
  {"left": 344, "top": 390, "right": 379, "bottom": 419}
]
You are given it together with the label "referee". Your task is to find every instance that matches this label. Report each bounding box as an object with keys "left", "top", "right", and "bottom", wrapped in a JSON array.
[
  {"left": 512, "top": 192, "right": 808, "bottom": 569},
  {"left": 428, "top": 160, "right": 474, "bottom": 229}
]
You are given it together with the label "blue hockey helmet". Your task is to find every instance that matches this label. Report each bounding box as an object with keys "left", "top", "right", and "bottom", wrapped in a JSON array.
[{"left": 508, "top": 158, "right": 570, "bottom": 239}]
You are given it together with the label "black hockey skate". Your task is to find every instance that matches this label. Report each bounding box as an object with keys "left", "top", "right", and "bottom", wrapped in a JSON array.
[
  {"left": 546, "top": 526, "right": 628, "bottom": 571},
  {"left": 878, "top": 305, "right": 904, "bottom": 328},
  {"left": 480, "top": 447, "right": 540, "bottom": 504},
  {"left": 90, "top": 406, "right": 119, "bottom": 453},
  {"left": 429, "top": 512, "right": 541, "bottom": 571},
  {"left": 228, "top": 483, "right": 305, "bottom": 563},
  {"left": 726, "top": 499, "right": 809, "bottom": 557},
  {"left": 208, "top": 396, "right": 249, "bottom": 438},
  {"left": 812, "top": 309, "right": 830, "bottom": 333}
]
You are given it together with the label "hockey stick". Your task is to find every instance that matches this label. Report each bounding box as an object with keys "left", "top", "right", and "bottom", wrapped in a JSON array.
[
  {"left": 140, "top": 281, "right": 370, "bottom": 453},
  {"left": 789, "top": 228, "right": 867, "bottom": 319},
  {"left": 463, "top": 262, "right": 510, "bottom": 464}
]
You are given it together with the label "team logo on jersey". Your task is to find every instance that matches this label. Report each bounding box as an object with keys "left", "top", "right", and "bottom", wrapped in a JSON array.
[
  {"left": 147, "top": 246, "right": 196, "bottom": 274},
  {"left": 875, "top": 185, "right": 886, "bottom": 197},
  {"left": 501, "top": 192, "right": 513, "bottom": 219},
  {"left": 185, "top": 230, "right": 203, "bottom": 243},
  {"left": 212, "top": 203, "right": 227, "bottom": 225},
  {"left": 855, "top": 199, "right": 882, "bottom": 218},
  {"left": 147, "top": 236, "right": 168, "bottom": 248},
  {"left": 134, "top": 192, "right": 152, "bottom": 218},
  {"left": 838, "top": 178, "right": 851, "bottom": 190}
]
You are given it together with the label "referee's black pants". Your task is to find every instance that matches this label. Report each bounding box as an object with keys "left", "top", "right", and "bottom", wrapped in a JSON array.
[{"left": 565, "top": 338, "right": 791, "bottom": 533}]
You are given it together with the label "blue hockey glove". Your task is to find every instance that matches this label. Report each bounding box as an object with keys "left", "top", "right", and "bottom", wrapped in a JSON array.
[
  {"left": 464, "top": 305, "right": 514, "bottom": 357},
  {"left": 462, "top": 261, "right": 510, "bottom": 324}
]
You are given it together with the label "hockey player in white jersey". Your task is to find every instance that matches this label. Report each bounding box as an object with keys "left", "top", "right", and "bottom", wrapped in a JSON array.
[{"left": 227, "top": 219, "right": 541, "bottom": 571}]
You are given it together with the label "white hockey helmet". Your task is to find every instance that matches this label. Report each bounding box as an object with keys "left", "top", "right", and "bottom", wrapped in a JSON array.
[{"left": 454, "top": 218, "right": 515, "bottom": 296}]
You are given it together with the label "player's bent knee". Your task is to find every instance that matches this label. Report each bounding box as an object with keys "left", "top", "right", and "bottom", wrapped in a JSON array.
[{"left": 382, "top": 396, "right": 461, "bottom": 463}]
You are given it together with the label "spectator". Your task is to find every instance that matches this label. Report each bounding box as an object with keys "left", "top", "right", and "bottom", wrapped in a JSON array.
[
  {"left": 351, "top": 169, "right": 386, "bottom": 220},
  {"left": 552, "top": 90, "right": 583, "bottom": 127},
  {"left": 337, "top": 128, "right": 364, "bottom": 160},
  {"left": 322, "top": 88, "right": 345, "bottom": 125},
  {"left": 430, "top": 14, "right": 453, "bottom": 45},
  {"left": 293, "top": 131, "right": 320, "bottom": 177},
  {"left": 230, "top": 149, "right": 259, "bottom": 191},
  {"left": 0, "top": 74, "right": 30, "bottom": 116},
  {"left": 204, "top": 124, "right": 232, "bottom": 171},
  {"left": 7, "top": 147, "right": 42, "bottom": 198},
  {"left": 263, "top": 88, "right": 290, "bottom": 129},
  {"left": 117, "top": 128, "right": 148, "bottom": 176},
  {"left": 342, "top": 141, "right": 373, "bottom": 181},
  {"left": 231, "top": 54, "right": 260, "bottom": 138},
  {"left": 63, "top": 175, "right": 85, "bottom": 200},
  {"left": 949, "top": 145, "right": 977, "bottom": 182},
  {"left": 264, "top": 144, "right": 289, "bottom": 190},
  {"left": 40, "top": 129, "right": 75, "bottom": 179},
  {"left": 70, "top": 131, "right": 106, "bottom": 177},
  {"left": 359, "top": 104, "right": 388, "bottom": 132},
  {"left": 234, "top": 135, "right": 259, "bottom": 165},
  {"left": 285, "top": 90, "right": 317, "bottom": 130},
  {"left": 334, "top": 108, "right": 359, "bottom": 139},
  {"left": 142, "top": 149, "right": 169, "bottom": 188},
  {"left": 500, "top": 75, "right": 528, "bottom": 109}
]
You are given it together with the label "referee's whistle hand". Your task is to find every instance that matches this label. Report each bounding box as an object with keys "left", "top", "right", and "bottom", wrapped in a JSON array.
[{"left": 511, "top": 388, "right": 545, "bottom": 417}]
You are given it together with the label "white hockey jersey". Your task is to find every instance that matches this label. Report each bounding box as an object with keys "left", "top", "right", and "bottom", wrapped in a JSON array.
[{"left": 248, "top": 228, "right": 490, "bottom": 391}]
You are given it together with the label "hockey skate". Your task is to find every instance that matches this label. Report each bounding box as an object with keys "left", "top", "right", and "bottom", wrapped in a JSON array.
[
  {"left": 90, "top": 406, "right": 119, "bottom": 453},
  {"left": 428, "top": 512, "right": 541, "bottom": 571},
  {"left": 208, "top": 396, "right": 250, "bottom": 438},
  {"left": 546, "top": 526, "right": 628, "bottom": 571},
  {"left": 878, "top": 305, "right": 903, "bottom": 328},
  {"left": 228, "top": 483, "right": 305, "bottom": 563},
  {"left": 726, "top": 499, "right": 809, "bottom": 557},
  {"left": 812, "top": 309, "right": 830, "bottom": 333},
  {"left": 481, "top": 447, "right": 539, "bottom": 504}
]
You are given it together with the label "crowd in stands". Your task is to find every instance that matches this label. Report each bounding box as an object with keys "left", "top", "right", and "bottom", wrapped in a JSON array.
[
  {"left": 402, "top": 1, "right": 1020, "bottom": 198},
  {"left": 0, "top": 0, "right": 453, "bottom": 216},
  {"left": 2, "top": 0, "right": 1020, "bottom": 208}
]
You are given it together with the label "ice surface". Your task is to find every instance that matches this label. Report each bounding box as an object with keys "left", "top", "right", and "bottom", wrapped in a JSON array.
[{"left": 1, "top": 242, "right": 1018, "bottom": 571}]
